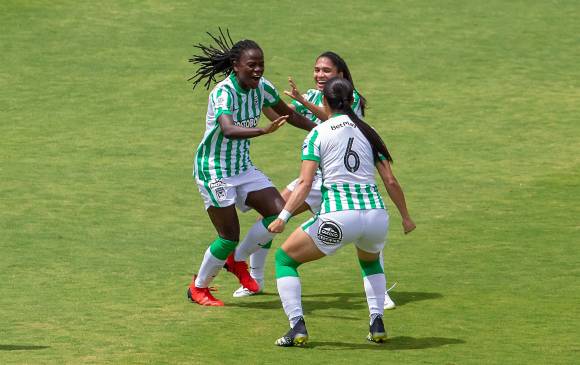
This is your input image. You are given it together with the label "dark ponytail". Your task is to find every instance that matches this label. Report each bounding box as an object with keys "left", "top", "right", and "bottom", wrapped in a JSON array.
[
  {"left": 323, "top": 77, "right": 392, "bottom": 163},
  {"left": 317, "top": 51, "right": 367, "bottom": 116},
  {"left": 188, "top": 28, "right": 262, "bottom": 90}
]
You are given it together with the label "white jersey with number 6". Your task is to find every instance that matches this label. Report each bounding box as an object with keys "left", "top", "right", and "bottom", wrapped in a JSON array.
[{"left": 301, "top": 114, "right": 385, "bottom": 214}]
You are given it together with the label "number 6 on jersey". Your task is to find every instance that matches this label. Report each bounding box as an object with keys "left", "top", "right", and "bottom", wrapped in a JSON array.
[{"left": 344, "top": 137, "right": 360, "bottom": 172}]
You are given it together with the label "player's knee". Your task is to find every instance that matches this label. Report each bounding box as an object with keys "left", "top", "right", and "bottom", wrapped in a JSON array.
[
  {"left": 216, "top": 227, "right": 239, "bottom": 242},
  {"left": 358, "top": 257, "right": 384, "bottom": 277},
  {"left": 275, "top": 248, "right": 302, "bottom": 278},
  {"left": 209, "top": 237, "right": 239, "bottom": 260}
]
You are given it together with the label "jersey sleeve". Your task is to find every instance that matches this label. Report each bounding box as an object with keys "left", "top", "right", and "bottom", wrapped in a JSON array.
[
  {"left": 352, "top": 89, "right": 363, "bottom": 118},
  {"left": 292, "top": 89, "right": 319, "bottom": 116},
  {"left": 291, "top": 96, "right": 309, "bottom": 115},
  {"left": 261, "top": 78, "right": 281, "bottom": 107},
  {"left": 301, "top": 128, "right": 321, "bottom": 162},
  {"left": 212, "top": 87, "right": 234, "bottom": 120}
]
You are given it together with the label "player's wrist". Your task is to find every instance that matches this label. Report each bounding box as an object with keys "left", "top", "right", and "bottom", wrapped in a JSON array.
[{"left": 277, "top": 209, "right": 292, "bottom": 223}]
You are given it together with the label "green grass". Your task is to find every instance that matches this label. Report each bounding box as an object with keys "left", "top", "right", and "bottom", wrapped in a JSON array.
[{"left": 1, "top": 0, "right": 579, "bottom": 364}]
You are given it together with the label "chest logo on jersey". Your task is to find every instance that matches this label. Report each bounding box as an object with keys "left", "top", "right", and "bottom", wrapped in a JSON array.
[
  {"left": 208, "top": 179, "right": 228, "bottom": 202},
  {"left": 234, "top": 117, "right": 259, "bottom": 128},
  {"left": 317, "top": 220, "right": 343, "bottom": 245}
]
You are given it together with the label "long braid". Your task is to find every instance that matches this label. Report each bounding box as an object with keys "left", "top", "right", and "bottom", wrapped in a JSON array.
[
  {"left": 188, "top": 28, "right": 262, "bottom": 90},
  {"left": 324, "top": 78, "right": 392, "bottom": 163}
]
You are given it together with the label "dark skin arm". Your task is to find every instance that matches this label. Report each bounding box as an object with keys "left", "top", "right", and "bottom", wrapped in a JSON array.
[
  {"left": 271, "top": 99, "right": 317, "bottom": 131},
  {"left": 217, "top": 113, "right": 287, "bottom": 139}
]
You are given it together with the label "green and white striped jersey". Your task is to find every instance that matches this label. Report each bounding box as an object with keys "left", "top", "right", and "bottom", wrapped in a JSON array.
[
  {"left": 291, "top": 88, "right": 363, "bottom": 125},
  {"left": 194, "top": 74, "right": 280, "bottom": 181},
  {"left": 301, "top": 114, "right": 386, "bottom": 214}
]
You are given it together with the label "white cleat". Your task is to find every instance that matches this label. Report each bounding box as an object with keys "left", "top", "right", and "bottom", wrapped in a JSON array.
[
  {"left": 384, "top": 291, "right": 396, "bottom": 310},
  {"left": 233, "top": 280, "right": 264, "bottom": 297},
  {"left": 384, "top": 282, "right": 397, "bottom": 310}
]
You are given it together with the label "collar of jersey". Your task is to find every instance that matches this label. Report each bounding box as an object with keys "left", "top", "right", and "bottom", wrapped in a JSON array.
[
  {"left": 229, "top": 73, "right": 250, "bottom": 94},
  {"left": 331, "top": 112, "right": 346, "bottom": 117}
]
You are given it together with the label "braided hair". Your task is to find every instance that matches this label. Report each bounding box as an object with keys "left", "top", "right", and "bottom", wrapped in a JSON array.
[
  {"left": 323, "top": 77, "right": 392, "bottom": 163},
  {"left": 188, "top": 28, "right": 262, "bottom": 90},
  {"left": 317, "top": 51, "right": 367, "bottom": 116}
]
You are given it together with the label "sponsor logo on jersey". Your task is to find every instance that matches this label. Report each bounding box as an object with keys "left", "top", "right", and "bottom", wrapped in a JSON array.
[
  {"left": 234, "top": 117, "right": 259, "bottom": 128},
  {"left": 317, "top": 220, "right": 343, "bottom": 245},
  {"left": 208, "top": 179, "right": 227, "bottom": 201},
  {"left": 330, "top": 120, "right": 357, "bottom": 130}
]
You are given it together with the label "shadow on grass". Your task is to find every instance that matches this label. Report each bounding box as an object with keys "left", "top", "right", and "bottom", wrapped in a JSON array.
[
  {"left": 0, "top": 345, "right": 50, "bottom": 351},
  {"left": 228, "top": 291, "right": 442, "bottom": 316},
  {"left": 389, "top": 291, "right": 443, "bottom": 307},
  {"left": 308, "top": 336, "right": 465, "bottom": 351}
]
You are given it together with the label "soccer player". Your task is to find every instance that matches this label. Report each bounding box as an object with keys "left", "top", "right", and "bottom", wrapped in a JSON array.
[
  {"left": 230, "top": 52, "right": 398, "bottom": 310},
  {"left": 186, "top": 29, "right": 316, "bottom": 306},
  {"left": 267, "top": 77, "right": 415, "bottom": 346}
]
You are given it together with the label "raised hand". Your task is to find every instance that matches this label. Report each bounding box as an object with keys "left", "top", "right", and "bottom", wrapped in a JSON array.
[
  {"left": 283, "top": 77, "right": 305, "bottom": 104},
  {"left": 262, "top": 114, "right": 288, "bottom": 135}
]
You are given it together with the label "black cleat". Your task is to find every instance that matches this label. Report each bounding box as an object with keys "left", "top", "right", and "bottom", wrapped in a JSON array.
[
  {"left": 275, "top": 317, "right": 309, "bottom": 347},
  {"left": 367, "top": 315, "right": 387, "bottom": 343}
]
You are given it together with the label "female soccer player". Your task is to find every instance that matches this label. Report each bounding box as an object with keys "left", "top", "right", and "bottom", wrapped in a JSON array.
[
  {"left": 268, "top": 77, "right": 415, "bottom": 346},
  {"left": 186, "top": 29, "right": 316, "bottom": 306},
  {"left": 230, "top": 52, "right": 398, "bottom": 310}
]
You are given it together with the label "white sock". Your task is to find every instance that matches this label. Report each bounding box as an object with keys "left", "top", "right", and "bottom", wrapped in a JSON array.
[
  {"left": 363, "top": 273, "right": 386, "bottom": 316},
  {"left": 249, "top": 247, "right": 269, "bottom": 284},
  {"left": 234, "top": 220, "right": 275, "bottom": 261},
  {"left": 194, "top": 247, "right": 225, "bottom": 288},
  {"left": 379, "top": 251, "right": 390, "bottom": 295},
  {"left": 277, "top": 276, "right": 303, "bottom": 327}
]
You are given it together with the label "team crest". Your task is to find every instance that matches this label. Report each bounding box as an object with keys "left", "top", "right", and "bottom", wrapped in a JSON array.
[
  {"left": 216, "top": 95, "right": 228, "bottom": 109},
  {"left": 208, "top": 179, "right": 227, "bottom": 202},
  {"left": 317, "top": 220, "right": 343, "bottom": 245}
]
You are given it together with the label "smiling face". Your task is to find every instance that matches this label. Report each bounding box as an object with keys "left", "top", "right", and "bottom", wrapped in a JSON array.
[
  {"left": 313, "top": 56, "right": 343, "bottom": 91},
  {"left": 233, "top": 48, "right": 264, "bottom": 90}
]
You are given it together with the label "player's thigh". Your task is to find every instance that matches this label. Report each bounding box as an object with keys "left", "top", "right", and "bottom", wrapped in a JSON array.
[
  {"left": 301, "top": 211, "right": 361, "bottom": 256},
  {"left": 280, "top": 227, "right": 325, "bottom": 264},
  {"left": 207, "top": 204, "right": 240, "bottom": 241},
  {"left": 355, "top": 209, "right": 389, "bottom": 254},
  {"left": 245, "top": 187, "right": 285, "bottom": 217}
]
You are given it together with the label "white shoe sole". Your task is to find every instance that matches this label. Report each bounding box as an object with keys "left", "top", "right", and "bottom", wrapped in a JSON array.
[{"left": 233, "top": 285, "right": 263, "bottom": 298}]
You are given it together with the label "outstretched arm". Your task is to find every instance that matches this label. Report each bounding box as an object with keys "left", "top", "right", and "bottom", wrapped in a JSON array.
[
  {"left": 268, "top": 160, "right": 318, "bottom": 233},
  {"left": 262, "top": 104, "right": 296, "bottom": 122},
  {"left": 271, "top": 98, "right": 316, "bottom": 131},
  {"left": 376, "top": 160, "right": 416, "bottom": 234},
  {"left": 217, "top": 114, "right": 287, "bottom": 139}
]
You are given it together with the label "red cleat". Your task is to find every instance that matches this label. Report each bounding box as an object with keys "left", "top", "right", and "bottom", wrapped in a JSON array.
[
  {"left": 224, "top": 254, "right": 260, "bottom": 293},
  {"left": 187, "top": 283, "right": 224, "bottom": 306}
]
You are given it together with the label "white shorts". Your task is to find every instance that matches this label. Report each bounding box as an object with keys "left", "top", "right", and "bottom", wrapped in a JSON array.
[
  {"left": 301, "top": 209, "right": 389, "bottom": 256},
  {"left": 286, "top": 174, "right": 323, "bottom": 213},
  {"left": 196, "top": 167, "right": 274, "bottom": 212}
]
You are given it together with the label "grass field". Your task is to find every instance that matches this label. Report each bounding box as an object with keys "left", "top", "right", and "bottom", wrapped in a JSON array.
[{"left": 1, "top": 1, "right": 579, "bottom": 364}]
